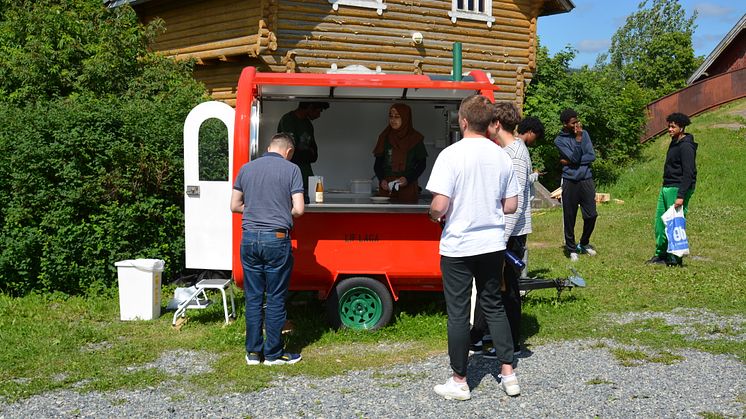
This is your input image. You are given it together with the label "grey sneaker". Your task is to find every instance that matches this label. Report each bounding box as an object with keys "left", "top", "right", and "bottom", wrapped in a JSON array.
[
  {"left": 434, "top": 377, "right": 471, "bottom": 400},
  {"left": 569, "top": 252, "right": 579, "bottom": 262},
  {"left": 499, "top": 374, "right": 521, "bottom": 396},
  {"left": 245, "top": 352, "right": 261, "bottom": 366}
]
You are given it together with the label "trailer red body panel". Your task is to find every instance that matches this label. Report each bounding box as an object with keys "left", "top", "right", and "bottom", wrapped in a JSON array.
[{"left": 231, "top": 67, "right": 498, "bottom": 299}]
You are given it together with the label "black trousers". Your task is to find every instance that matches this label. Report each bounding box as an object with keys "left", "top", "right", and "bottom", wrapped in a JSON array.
[
  {"left": 471, "top": 235, "right": 525, "bottom": 351},
  {"left": 441, "top": 251, "right": 513, "bottom": 377},
  {"left": 561, "top": 178, "right": 597, "bottom": 253}
]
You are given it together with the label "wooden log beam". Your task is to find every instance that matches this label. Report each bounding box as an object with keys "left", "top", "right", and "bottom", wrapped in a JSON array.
[
  {"left": 171, "top": 44, "right": 259, "bottom": 61},
  {"left": 159, "top": 35, "right": 258, "bottom": 56},
  {"left": 276, "top": 20, "right": 530, "bottom": 43},
  {"left": 153, "top": 28, "right": 252, "bottom": 51},
  {"left": 277, "top": 23, "right": 530, "bottom": 45},
  {"left": 278, "top": 31, "right": 530, "bottom": 53}
]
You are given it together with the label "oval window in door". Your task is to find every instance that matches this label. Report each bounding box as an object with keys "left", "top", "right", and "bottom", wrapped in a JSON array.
[{"left": 198, "top": 117, "right": 230, "bottom": 182}]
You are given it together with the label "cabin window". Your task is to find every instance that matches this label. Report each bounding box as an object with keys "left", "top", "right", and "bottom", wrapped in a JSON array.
[
  {"left": 329, "top": 0, "right": 386, "bottom": 16},
  {"left": 449, "top": 0, "right": 495, "bottom": 27}
]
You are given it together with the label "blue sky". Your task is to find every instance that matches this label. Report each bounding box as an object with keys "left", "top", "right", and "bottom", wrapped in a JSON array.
[{"left": 537, "top": 0, "right": 744, "bottom": 67}]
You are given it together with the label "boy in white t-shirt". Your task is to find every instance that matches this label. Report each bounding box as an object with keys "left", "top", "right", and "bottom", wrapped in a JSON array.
[{"left": 426, "top": 95, "right": 520, "bottom": 400}]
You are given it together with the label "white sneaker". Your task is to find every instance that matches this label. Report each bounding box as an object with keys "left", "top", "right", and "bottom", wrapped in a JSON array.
[
  {"left": 433, "top": 377, "right": 471, "bottom": 400},
  {"left": 499, "top": 374, "right": 521, "bottom": 396},
  {"left": 569, "top": 252, "right": 579, "bottom": 262},
  {"left": 582, "top": 245, "right": 597, "bottom": 256}
]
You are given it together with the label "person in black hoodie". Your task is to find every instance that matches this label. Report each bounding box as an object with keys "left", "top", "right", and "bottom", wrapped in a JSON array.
[{"left": 647, "top": 112, "right": 697, "bottom": 266}]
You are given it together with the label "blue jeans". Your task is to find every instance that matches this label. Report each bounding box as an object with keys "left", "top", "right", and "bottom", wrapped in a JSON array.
[{"left": 241, "top": 230, "right": 293, "bottom": 360}]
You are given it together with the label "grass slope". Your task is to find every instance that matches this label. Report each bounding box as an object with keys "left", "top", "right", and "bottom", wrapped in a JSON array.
[{"left": 1, "top": 100, "right": 744, "bottom": 401}]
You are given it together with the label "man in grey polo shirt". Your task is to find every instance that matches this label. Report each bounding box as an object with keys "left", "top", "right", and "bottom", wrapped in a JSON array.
[{"left": 230, "top": 133, "right": 305, "bottom": 366}]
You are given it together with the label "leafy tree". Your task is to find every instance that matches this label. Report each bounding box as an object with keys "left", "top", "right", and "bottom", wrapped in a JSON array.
[
  {"left": 0, "top": 0, "right": 164, "bottom": 103},
  {"left": 0, "top": 1, "right": 207, "bottom": 295},
  {"left": 524, "top": 45, "right": 649, "bottom": 189},
  {"left": 608, "top": 0, "right": 699, "bottom": 94}
]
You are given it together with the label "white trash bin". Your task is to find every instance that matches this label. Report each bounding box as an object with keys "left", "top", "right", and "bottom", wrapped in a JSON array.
[{"left": 115, "top": 258, "right": 165, "bottom": 321}]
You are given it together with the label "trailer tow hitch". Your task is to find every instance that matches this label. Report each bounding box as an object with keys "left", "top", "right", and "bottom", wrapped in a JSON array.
[{"left": 517, "top": 268, "right": 587, "bottom": 300}]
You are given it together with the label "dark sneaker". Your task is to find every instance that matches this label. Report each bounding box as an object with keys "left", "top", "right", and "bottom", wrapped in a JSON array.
[
  {"left": 646, "top": 255, "right": 667, "bottom": 265},
  {"left": 469, "top": 340, "right": 483, "bottom": 355},
  {"left": 482, "top": 347, "right": 498, "bottom": 359},
  {"left": 577, "top": 244, "right": 597, "bottom": 256},
  {"left": 245, "top": 352, "right": 261, "bottom": 366},
  {"left": 666, "top": 255, "right": 683, "bottom": 267},
  {"left": 483, "top": 346, "right": 522, "bottom": 358},
  {"left": 263, "top": 352, "right": 302, "bottom": 366}
]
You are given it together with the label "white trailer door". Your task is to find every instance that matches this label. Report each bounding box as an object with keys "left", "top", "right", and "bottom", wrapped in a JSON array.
[{"left": 183, "top": 101, "right": 235, "bottom": 270}]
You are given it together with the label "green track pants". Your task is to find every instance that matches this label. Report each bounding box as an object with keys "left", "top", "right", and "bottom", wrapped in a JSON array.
[{"left": 654, "top": 186, "right": 694, "bottom": 258}]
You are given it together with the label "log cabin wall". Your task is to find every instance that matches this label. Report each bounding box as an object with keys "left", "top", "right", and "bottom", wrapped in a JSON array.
[{"left": 133, "top": 0, "right": 545, "bottom": 106}]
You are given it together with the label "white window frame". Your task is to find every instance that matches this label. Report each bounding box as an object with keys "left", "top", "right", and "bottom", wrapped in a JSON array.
[
  {"left": 329, "top": 0, "right": 387, "bottom": 16},
  {"left": 448, "top": 0, "right": 495, "bottom": 27}
]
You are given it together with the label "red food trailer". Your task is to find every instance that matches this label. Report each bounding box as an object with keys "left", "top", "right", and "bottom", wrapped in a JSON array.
[{"left": 184, "top": 65, "right": 499, "bottom": 330}]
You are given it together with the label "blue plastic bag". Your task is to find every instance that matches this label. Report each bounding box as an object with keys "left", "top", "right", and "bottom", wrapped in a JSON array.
[{"left": 661, "top": 205, "right": 689, "bottom": 257}]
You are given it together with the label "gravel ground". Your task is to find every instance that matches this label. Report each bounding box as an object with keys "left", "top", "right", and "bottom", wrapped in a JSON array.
[{"left": 1, "top": 339, "right": 743, "bottom": 419}]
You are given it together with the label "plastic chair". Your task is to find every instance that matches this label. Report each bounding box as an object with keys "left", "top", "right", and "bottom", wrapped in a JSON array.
[{"left": 172, "top": 278, "right": 236, "bottom": 326}]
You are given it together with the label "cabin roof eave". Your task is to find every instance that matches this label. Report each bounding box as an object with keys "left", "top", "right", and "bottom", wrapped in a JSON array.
[
  {"left": 537, "top": 0, "right": 575, "bottom": 17},
  {"left": 687, "top": 13, "right": 746, "bottom": 85}
]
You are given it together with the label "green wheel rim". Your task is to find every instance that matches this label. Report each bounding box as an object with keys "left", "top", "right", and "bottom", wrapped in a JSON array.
[{"left": 338, "top": 286, "right": 383, "bottom": 330}]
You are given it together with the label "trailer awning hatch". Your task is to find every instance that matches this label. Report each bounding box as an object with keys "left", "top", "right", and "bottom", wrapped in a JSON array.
[{"left": 257, "top": 85, "right": 479, "bottom": 101}]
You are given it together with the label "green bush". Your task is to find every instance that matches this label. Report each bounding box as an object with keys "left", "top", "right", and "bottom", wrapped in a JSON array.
[
  {"left": 0, "top": 89, "right": 204, "bottom": 295},
  {"left": 0, "top": 1, "right": 206, "bottom": 295}
]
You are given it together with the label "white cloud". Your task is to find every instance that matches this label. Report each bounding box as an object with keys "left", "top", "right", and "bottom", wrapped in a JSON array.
[
  {"left": 693, "top": 33, "right": 725, "bottom": 53},
  {"left": 693, "top": 2, "right": 734, "bottom": 17},
  {"left": 576, "top": 39, "right": 611, "bottom": 53}
]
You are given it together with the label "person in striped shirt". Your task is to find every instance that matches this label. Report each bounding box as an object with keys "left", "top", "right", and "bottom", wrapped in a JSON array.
[
  {"left": 492, "top": 102, "right": 533, "bottom": 356},
  {"left": 470, "top": 102, "right": 530, "bottom": 358}
]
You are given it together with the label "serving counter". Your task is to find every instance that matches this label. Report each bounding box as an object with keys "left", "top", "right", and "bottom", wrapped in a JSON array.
[{"left": 305, "top": 192, "right": 431, "bottom": 213}]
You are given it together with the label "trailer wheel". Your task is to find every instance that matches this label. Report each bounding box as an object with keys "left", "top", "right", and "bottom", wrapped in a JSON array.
[{"left": 326, "top": 277, "right": 393, "bottom": 331}]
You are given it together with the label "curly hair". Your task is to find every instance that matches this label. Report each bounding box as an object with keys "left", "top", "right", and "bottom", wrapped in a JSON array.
[
  {"left": 517, "top": 116, "right": 545, "bottom": 141},
  {"left": 559, "top": 108, "right": 578, "bottom": 124},
  {"left": 666, "top": 112, "right": 691, "bottom": 128}
]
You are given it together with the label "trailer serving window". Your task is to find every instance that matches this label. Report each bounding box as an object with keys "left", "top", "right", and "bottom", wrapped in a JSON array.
[{"left": 252, "top": 95, "right": 467, "bottom": 201}]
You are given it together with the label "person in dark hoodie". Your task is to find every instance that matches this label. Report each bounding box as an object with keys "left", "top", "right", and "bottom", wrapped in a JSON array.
[
  {"left": 647, "top": 112, "right": 697, "bottom": 266},
  {"left": 554, "top": 108, "right": 598, "bottom": 262}
]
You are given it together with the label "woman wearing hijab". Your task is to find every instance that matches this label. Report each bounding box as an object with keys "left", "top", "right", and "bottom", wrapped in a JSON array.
[{"left": 373, "top": 103, "right": 428, "bottom": 202}]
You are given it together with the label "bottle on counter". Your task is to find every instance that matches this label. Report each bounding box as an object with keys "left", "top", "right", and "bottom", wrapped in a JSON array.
[{"left": 315, "top": 177, "right": 324, "bottom": 203}]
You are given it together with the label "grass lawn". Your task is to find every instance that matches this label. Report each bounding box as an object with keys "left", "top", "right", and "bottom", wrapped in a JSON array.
[{"left": 1, "top": 99, "right": 744, "bottom": 402}]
